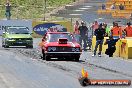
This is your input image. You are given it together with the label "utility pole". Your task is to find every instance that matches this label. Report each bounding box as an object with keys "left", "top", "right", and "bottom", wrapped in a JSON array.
[{"left": 43, "top": 0, "right": 46, "bottom": 21}]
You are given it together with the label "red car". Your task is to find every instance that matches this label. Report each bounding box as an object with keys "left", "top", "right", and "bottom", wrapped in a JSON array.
[{"left": 40, "top": 32, "right": 82, "bottom": 61}]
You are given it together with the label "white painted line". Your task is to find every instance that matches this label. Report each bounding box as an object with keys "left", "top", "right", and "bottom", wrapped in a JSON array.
[
  {"left": 69, "top": 14, "right": 82, "bottom": 16},
  {"left": 74, "top": 10, "right": 84, "bottom": 11},
  {"left": 83, "top": 6, "right": 92, "bottom": 8},
  {"left": 79, "top": 8, "right": 90, "bottom": 10},
  {"left": 66, "top": 5, "right": 73, "bottom": 6}
]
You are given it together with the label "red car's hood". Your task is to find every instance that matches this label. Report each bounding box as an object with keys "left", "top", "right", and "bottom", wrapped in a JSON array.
[{"left": 45, "top": 42, "right": 80, "bottom": 47}]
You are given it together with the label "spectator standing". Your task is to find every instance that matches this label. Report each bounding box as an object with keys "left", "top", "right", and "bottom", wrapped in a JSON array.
[
  {"left": 124, "top": 22, "right": 132, "bottom": 37},
  {"left": 78, "top": 21, "right": 88, "bottom": 51},
  {"left": 91, "top": 21, "right": 99, "bottom": 31},
  {"left": 101, "top": 4, "right": 106, "bottom": 10},
  {"left": 74, "top": 21, "right": 80, "bottom": 34},
  {"left": 129, "top": 13, "right": 132, "bottom": 20},
  {"left": 111, "top": 23, "right": 122, "bottom": 38},
  {"left": 92, "top": 23, "right": 106, "bottom": 57},
  {"left": 73, "top": 21, "right": 80, "bottom": 43},
  {"left": 104, "top": 24, "right": 111, "bottom": 36},
  {"left": 110, "top": 2, "right": 116, "bottom": 10},
  {"left": 119, "top": 4, "right": 124, "bottom": 10},
  {"left": 5, "top": 0, "right": 11, "bottom": 20}
]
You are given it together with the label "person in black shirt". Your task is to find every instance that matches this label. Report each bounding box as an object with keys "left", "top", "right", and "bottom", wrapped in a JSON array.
[
  {"left": 92, "top": 23, "right": 105, "bottom": 57},
  {"left": 119, "top": 4, "right": 124, "bottom": 10},
  {"left": 78, "top": 21, "right": 88, "bottom": 51},
  {"left": 104, "top": 36, "right": 119, "bottom": 57}
]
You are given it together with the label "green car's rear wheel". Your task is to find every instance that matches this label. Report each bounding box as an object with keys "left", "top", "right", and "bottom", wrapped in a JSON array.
[{"left": 4, "top": 45, "right": 9, "bottom": 48}]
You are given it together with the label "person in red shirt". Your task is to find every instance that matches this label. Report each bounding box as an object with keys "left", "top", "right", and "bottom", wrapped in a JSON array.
[
  {"left": 124, "top": 22, "right": 132, "bottom": 37},
  {"left": 74, "top": 21, "right": 80, "bottom": 34},
  {"left": 91, "top": 21, "right": 99, "bottom": 31},
  {"left": 111, "top": 23, "right": 122, "bottom": 38}
]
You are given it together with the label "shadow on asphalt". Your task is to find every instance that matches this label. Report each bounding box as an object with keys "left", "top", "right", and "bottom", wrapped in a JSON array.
[
  {"left": 40, "top": 58, "right": 85, "bottom": 62},
  {"left": 2, "top": 47, "right": 33, "bottom": 49}
]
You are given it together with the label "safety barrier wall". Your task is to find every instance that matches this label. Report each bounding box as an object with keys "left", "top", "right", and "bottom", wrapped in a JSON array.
[
  {"left": 92, "top": 36, "right": 132, "bottom": 59},
  {"left": 119, "top": 38, "right": 132, "bottom": 59}
]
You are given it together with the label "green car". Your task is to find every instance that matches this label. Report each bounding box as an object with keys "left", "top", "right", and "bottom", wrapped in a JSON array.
[{"left": 2, "top": 26, "right": 33, "bottom": 48}]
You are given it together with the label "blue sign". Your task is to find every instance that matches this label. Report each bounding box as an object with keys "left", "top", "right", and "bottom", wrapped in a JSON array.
[{"left": 33, "top": 23, "right": 67, "bottom": 36}]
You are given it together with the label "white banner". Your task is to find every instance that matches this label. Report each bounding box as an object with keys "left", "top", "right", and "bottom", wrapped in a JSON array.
[{"left": 0, "top": 20, "right": 32, "bottom": 35}]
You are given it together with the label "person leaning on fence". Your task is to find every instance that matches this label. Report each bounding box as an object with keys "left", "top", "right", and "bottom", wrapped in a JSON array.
[
  {"left": 124, "top": 22, "right": 132, "bottom": 37},
  {"left": 92, "top": 23, "right": 106, "bottom": 57},
  {"left": 78, "top": 21, "right": 88, "bottom": 51},
  {"left": 5, "top": 0, "right": 11, "bottom": 20},
  {"left": 104, "top": 36, "right": 119, "bottom": 57},
  {"left": 111, "top": 22, "right": 122, "bottom": 38}
]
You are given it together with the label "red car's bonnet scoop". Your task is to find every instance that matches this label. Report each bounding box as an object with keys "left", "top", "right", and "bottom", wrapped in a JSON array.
[{"left": 58, "top": 38, "right": 68, "bottom": 44}]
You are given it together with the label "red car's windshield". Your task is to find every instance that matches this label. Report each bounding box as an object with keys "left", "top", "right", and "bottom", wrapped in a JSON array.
[{"left": 48, "top": 33, "right": 73, "bottom": 42}]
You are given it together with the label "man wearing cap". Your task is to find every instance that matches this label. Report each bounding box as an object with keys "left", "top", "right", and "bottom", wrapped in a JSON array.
[
  {"left": 78, "top": 21, "right": 88, "bottom": 51},
  {"left": 92, "top": 23, "right": 105, "bottom": 57}
]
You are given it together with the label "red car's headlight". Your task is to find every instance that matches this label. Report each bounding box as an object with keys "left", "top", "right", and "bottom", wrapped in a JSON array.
[
  {"left": 48, "top": 47, "right": 57, "bottom": 51},
  {"left": 72, "top": 47, "right": 80, "bottom": 52}
]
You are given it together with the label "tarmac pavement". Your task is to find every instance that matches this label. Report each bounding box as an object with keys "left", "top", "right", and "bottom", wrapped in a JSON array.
[{"left": 81, "top": 52, "right": 132, "bottom": 78}]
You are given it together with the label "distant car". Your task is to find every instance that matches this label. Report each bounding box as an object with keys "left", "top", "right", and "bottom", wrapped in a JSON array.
[
  {"left": 40, "top": 32, "right": 82, "bottom": 61},
  {"left": 2, "top": 26, "right": 33, "bottom": 48}
]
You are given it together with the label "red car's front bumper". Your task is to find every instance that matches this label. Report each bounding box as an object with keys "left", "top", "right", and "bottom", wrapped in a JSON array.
[{"left": 45, "top": 52, "right": 81, "bottom": 58}]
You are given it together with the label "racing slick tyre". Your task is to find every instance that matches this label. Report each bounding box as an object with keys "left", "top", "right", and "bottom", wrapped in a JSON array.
[
  {"left": 4, "top": 45, "right": 9, "bottom": 48},
  {"left": 42, "top": 49, "right": 45, "bottom": 60},
  {"left": 45, "top": 56, "right": 50, "bottom": 61},
  {"left": 2, "top": 44, "right": 5, "bottom": 47},
  {"left": 75, "top": 56, "right": 80, "bottom": 62}
]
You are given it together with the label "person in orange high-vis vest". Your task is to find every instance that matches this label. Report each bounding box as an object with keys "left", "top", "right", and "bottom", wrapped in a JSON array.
[
  {"left": 124, "top": 22, "right": 132, "bottom": 37},
  {"left": 111, "top": 23, "right": 122, "bottom": 38}
]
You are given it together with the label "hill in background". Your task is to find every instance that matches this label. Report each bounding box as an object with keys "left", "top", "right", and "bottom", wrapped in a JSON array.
[{"left": 0, "top": 0, "right": 73, "bottom": 20}]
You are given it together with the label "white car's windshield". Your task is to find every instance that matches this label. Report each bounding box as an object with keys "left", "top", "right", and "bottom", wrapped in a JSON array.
[{"left": 7, "top": 27, "right": 30, "bottom": 34}]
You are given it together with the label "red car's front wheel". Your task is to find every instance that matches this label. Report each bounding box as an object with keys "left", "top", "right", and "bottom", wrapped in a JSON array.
[
  {"left": 45, "top": 56, "right": 50, "bottom": 61},
  {"left": 75, "top": 56, "right": 80, "bottom": 62}
]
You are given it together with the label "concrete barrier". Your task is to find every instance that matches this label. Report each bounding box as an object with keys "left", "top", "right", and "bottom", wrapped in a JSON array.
[
  {"left": 119, "top": 38, "right": 132, "bottom": 59},
  {"left": 92, "top": 36, "right": 120, "bottom": 57},
  {"left": 92, "top": 36, "right": 132, "bottom": 59}
]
